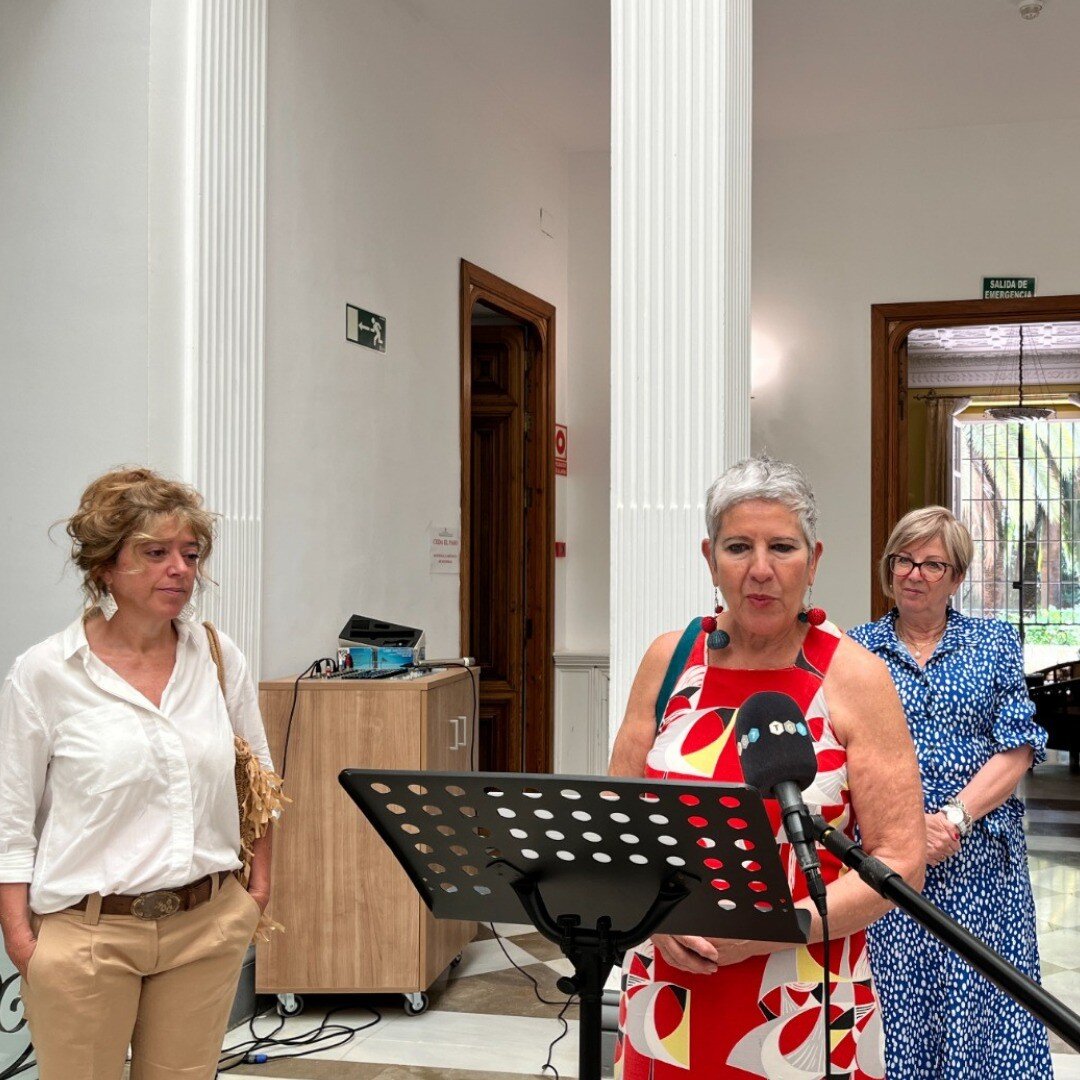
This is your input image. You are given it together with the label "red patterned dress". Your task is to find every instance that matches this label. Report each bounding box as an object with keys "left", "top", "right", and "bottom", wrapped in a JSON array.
[{"left": 615, "top": 623, "right": 884, "bottom": 1080}]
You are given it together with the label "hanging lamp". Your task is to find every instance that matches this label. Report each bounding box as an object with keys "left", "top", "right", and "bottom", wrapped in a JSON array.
[{"left": 985, "top": 325, "right": 1055, "bottom": 420}]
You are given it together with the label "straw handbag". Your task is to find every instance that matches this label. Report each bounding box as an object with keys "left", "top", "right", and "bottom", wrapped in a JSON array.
[{"left": 204, "top": 621, "right": 288, "bottom": 939}]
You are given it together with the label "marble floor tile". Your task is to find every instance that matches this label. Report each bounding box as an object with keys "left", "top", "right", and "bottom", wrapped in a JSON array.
[
  {"left": 231, "top": 1063, "right": 544, "bottom": 1079},
  {"left": 1035, "top": 928, "right": 1080, "bottom": 969},
  {"left": 432, "top": 961, "right": 577, "bottom": 1019},
  {"left": 222, "top": 1003, "right": 389, "bottom": 1064},
  {"left": 449, "top": 936, "right": 539, "bottom": 980},
  {"left": 339, "top": 1009, "right": 579, "bottom": 1076},
  {"left": 1053, "top": 1055, "right": 1080, "bottom": 1080},
  {"left": 488, "top": 922, "right": 535, "bottom": 938},
  {"left": 1041, "top": 967, "right": 1080, "bottom": 1006}
]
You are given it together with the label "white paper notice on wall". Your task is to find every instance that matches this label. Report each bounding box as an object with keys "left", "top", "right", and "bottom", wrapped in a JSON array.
[{"left": 429, "top": 526, "right": 461, "bottom": 574}]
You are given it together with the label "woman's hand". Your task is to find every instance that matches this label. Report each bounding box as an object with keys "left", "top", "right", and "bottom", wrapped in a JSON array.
[
  {"left": 3, "top": 930, "right": 37, "bottom": 981},
  {"left": 700, "top": 936, "right": 759, "bottom": 967},
  {"left": 925, "top": 811, "right": 961, "bottom": 866},
  {"left": 651, "top": 934, "right": 720, "bottom": 975}
]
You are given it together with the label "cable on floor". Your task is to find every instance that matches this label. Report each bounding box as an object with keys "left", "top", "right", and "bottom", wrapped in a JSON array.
[{"left": 489, "top": 922, "right": 578, "bottom": 1080}]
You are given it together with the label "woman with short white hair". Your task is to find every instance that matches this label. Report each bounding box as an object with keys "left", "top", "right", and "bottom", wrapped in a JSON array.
[
  {"left": 609, "top": 454, "right": 925, "bottom": 1079},
  {"left": 849, "top": 505, "right": 1051, "bottom": 1079}
]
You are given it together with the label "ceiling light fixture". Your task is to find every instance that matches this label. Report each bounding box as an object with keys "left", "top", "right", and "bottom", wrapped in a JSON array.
[
  {"left": 985, "top": 326, "right": 1055, "bottom": 420},
  {"left": 1018, "top": 0, "right": 1045, "bottom": 20}
]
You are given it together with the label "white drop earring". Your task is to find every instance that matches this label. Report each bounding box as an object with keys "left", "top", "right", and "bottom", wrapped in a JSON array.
[
  {"left": 178, "top": 579, "right": 200, "bottom": 622},
  {"left": 98, "top": 588, "right": 118, "bottom": 621}
]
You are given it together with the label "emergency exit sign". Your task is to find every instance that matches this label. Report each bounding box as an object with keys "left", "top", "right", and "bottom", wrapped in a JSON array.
[
  {"left": 982, "top": 277, "right": 1036, "bottom": 299},
  {"left": 346, "top": 304, "right": 387, "bottom": 352}
]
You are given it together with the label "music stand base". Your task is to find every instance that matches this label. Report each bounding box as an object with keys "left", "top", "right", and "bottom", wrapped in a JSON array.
[{"left": 492, "top": 860, "right": 695, "bottom": 1080}]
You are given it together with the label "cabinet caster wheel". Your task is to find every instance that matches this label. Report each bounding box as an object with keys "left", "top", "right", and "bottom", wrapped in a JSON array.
[
  {"left": 403, "top": 992, "right": 429, "bottom": 1015},
  {"left": 449, "top": 952, "right": 463, "bottom": 970},
  {"left": 276, "top": 993, "right": 304, "bottom": 1018}
]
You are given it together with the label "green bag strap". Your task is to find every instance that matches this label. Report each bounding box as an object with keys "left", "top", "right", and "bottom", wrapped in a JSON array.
[{"left": 654, "top": 618, "right": 704, "bottom": 731}]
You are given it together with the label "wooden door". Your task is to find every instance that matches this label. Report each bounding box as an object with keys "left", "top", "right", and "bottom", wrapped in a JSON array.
[
  {"left": 460, "top": 261, "right": 556, "bottom": 774},
  {"left": 469, "top": 324, "right": 527, "bottom": 771}
]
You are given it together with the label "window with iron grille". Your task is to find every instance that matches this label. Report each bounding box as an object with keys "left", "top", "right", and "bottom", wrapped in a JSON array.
[{"left": 953, "top": 418, "right": 1080, "bottom": 647}]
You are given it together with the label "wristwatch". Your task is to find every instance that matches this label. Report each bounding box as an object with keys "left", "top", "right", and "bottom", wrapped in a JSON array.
[{"left": 941, "top": 796, "right": 973, "bottom": 838}]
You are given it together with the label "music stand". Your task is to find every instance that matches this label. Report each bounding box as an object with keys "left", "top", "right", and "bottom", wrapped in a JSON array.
[{"left": 338, "top": 770, "right": 808, "bottom": 1080}]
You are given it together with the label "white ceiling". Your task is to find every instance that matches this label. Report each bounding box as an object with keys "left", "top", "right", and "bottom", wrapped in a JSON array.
[
  {"left": 909, "top": 322, "right": 1080, "bottom": 358},
  {"left": 754, "top": 0, "right": 1080, "bottom": 141},
  {"left": 398, "top": 0, "right": 610, "bottom": 153},
  {"left": 907, "top": 323, "right": 1080, "bottom": 389}
]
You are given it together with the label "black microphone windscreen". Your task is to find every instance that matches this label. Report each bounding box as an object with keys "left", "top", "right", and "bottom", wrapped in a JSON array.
[{"left": 733, "top": 691, "right": 817, "bottom": 797}]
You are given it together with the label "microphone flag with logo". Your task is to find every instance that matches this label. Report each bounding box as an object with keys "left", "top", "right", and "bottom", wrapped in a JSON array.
[{"left": 734, "top": 691, "right": 827, "bottom": 915}]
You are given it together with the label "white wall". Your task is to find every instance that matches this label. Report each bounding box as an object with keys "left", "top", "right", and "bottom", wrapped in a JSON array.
[
  {"left": 752, "top": 118, "right": 1080, "bottom": 629},
  {"left": 261, "top": 0, "right": 573, "bottom": 676},
  {"left": 0, "top": 2, "right": 192, "bottom": 1069},
  {"left": 563, "top": 151, "right": 611, "bottom": 654},
  {"left": 0, "top": 0, "right": 173, "bottom": 675}
]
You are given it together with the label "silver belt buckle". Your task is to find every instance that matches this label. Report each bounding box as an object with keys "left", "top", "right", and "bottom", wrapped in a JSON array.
[{"left": 131, "top": 890, "right": 182, "bottom": 920}]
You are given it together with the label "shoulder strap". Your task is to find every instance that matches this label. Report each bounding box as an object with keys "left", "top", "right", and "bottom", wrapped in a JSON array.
[
  {"left": 203, "top": 621, "right": 228, "bottom": 699},
  {"left": 655, "top": 618, "right": 703, "bottom": 731}
]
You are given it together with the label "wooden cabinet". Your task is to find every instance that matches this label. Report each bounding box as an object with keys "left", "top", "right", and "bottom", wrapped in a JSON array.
[{"left": 255, "top": 670, "right": 476, "bottom": 995}]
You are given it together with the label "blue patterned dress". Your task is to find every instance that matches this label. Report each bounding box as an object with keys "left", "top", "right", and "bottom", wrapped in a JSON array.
[{"left": 847, "top": 609, "right": 1051, "bottom": 1079}]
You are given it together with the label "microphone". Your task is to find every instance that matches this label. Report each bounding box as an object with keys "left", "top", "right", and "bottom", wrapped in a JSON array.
[{"left": 734, "top": 691, "right": 828, "bottom": 917}]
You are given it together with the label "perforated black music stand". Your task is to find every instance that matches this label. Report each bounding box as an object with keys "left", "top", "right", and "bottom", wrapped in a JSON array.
[{"left": 338, "top": 770, "right": 809, "bottom": 1080}]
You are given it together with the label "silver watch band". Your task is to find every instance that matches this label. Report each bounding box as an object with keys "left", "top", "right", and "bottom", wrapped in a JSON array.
[{"left": 942, "top": 796, "right": 973, "bottom": 838}]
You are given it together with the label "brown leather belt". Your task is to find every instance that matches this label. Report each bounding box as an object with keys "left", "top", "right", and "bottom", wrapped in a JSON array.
[{"left": 68, "top": 872, "right": 226, "bottom": 920}]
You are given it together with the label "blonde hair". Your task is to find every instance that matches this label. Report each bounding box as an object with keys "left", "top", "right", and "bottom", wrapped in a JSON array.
[
  {"left": 65, "top": 467, "right": 215, "bottom": 607},
  {"left": 879, "top": 505, "right": 973, "bottom": 599}
]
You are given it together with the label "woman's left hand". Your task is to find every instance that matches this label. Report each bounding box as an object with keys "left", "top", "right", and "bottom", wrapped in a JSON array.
[
  {"left": 925, "top": 811, "right": 961, "bottom": 867},
  {"left": 700, "top": 936, "right": 756, "bottom": 967}
]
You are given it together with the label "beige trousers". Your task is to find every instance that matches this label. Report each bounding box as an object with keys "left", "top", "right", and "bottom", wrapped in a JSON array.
[{"left": 21, "top": 872, "right": 260, "bottom": 1080}]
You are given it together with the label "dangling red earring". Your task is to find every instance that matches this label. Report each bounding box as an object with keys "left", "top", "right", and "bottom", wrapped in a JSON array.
[
  {"left": 703, "top": 587, "right": 730, "bottom": 649},
  {"left": 798, "top": 587, "right": 827, "bottom": 627}
]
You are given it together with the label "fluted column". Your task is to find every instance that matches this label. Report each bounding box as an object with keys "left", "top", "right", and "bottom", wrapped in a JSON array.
[
  {"left": 185, "top": 0, "right": 267, "bottom": 670},
  {"left": 610, "top": 0, "right": 752, "bottom": 735}
]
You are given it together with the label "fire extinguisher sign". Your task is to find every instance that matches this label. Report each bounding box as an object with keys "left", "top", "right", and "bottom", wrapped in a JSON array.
[{"left": 554, "top": 424, "right": 568, "bottom": 476}]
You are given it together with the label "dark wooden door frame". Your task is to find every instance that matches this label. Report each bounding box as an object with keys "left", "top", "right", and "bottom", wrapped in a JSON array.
[
  {"left": 871, "top": 293, "right": 1080, "bottom": 618},
  {"left": 460, "top": 259, "right": 556, "bottom": 773}
]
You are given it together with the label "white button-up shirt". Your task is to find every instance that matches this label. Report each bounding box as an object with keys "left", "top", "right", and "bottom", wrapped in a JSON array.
[{"left": 0, "top": 617, "right": 273, "bottom": 913}]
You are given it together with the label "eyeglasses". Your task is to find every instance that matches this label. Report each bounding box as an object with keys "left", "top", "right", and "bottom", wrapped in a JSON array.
[{"left": 888, "top": 554, "right": 954, "bottom": 582}]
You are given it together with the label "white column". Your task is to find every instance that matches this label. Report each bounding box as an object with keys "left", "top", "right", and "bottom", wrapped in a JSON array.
[
  {"left": 610, "top": 0, "right": 752, "bottom": 735},
  {"left": 184, "top": 0, "right": 267, "bottom": 670}
]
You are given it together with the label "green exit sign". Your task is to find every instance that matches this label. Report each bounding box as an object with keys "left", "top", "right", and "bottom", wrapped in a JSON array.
[
  {"left": 346, "top": 304, "right": 387, "bottom": 352},
  {"left": 982, "top": 277, "right": 1036, "bottom": 299}
]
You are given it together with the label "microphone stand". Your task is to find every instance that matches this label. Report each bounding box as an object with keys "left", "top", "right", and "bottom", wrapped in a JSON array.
[{"left": 808, "top": 815, "right": 1080, "bottom": 1052}]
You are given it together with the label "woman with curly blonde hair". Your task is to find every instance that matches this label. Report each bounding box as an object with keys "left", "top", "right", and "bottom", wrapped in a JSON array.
[{"left": 0, "top": 467, "right": 275, "bottom": 1079}]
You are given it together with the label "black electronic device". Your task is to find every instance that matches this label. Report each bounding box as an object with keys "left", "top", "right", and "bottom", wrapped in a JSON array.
[{"left": 339, "top": 614, "right": 424, "bottom": 648}]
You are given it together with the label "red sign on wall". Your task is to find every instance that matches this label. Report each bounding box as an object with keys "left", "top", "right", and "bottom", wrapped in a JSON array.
[{"left": 555, "top": 423, "right": 568, "bottom": 476}]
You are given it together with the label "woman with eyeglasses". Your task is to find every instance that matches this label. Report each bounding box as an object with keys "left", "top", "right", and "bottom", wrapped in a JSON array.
[{"left": 848, "top": 505, "right": 1050, "bottom": 1080}]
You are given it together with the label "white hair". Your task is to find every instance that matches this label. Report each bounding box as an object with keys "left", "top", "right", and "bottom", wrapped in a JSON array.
[{"left": 705, "top": 454, "right": 819, "bottom": 549}]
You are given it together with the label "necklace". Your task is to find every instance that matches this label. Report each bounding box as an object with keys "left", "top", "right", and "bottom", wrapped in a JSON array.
[{"left": 896, "top": 618, "right": 946, "bottom": 659}]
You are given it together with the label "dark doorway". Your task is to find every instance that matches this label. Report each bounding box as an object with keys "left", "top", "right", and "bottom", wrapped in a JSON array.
[{"left": 460, "top": 261, "right": 555, "bottom": 773}]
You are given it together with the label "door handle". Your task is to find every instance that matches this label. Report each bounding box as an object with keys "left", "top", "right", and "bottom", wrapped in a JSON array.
[
  {"left": 454, "top": 714, "right": 468, "bottom": 751},
  {"left": 448, "top": 716, "right": 458, "bottom": 751}
]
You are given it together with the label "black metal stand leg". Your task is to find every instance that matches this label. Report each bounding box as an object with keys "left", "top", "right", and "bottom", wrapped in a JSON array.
[
  {"left": 559, "top": 949, "right": 607, "bottom": 1080},
  {"left": 490, "top": 860, "right": 695, "bottom": 1080}
]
